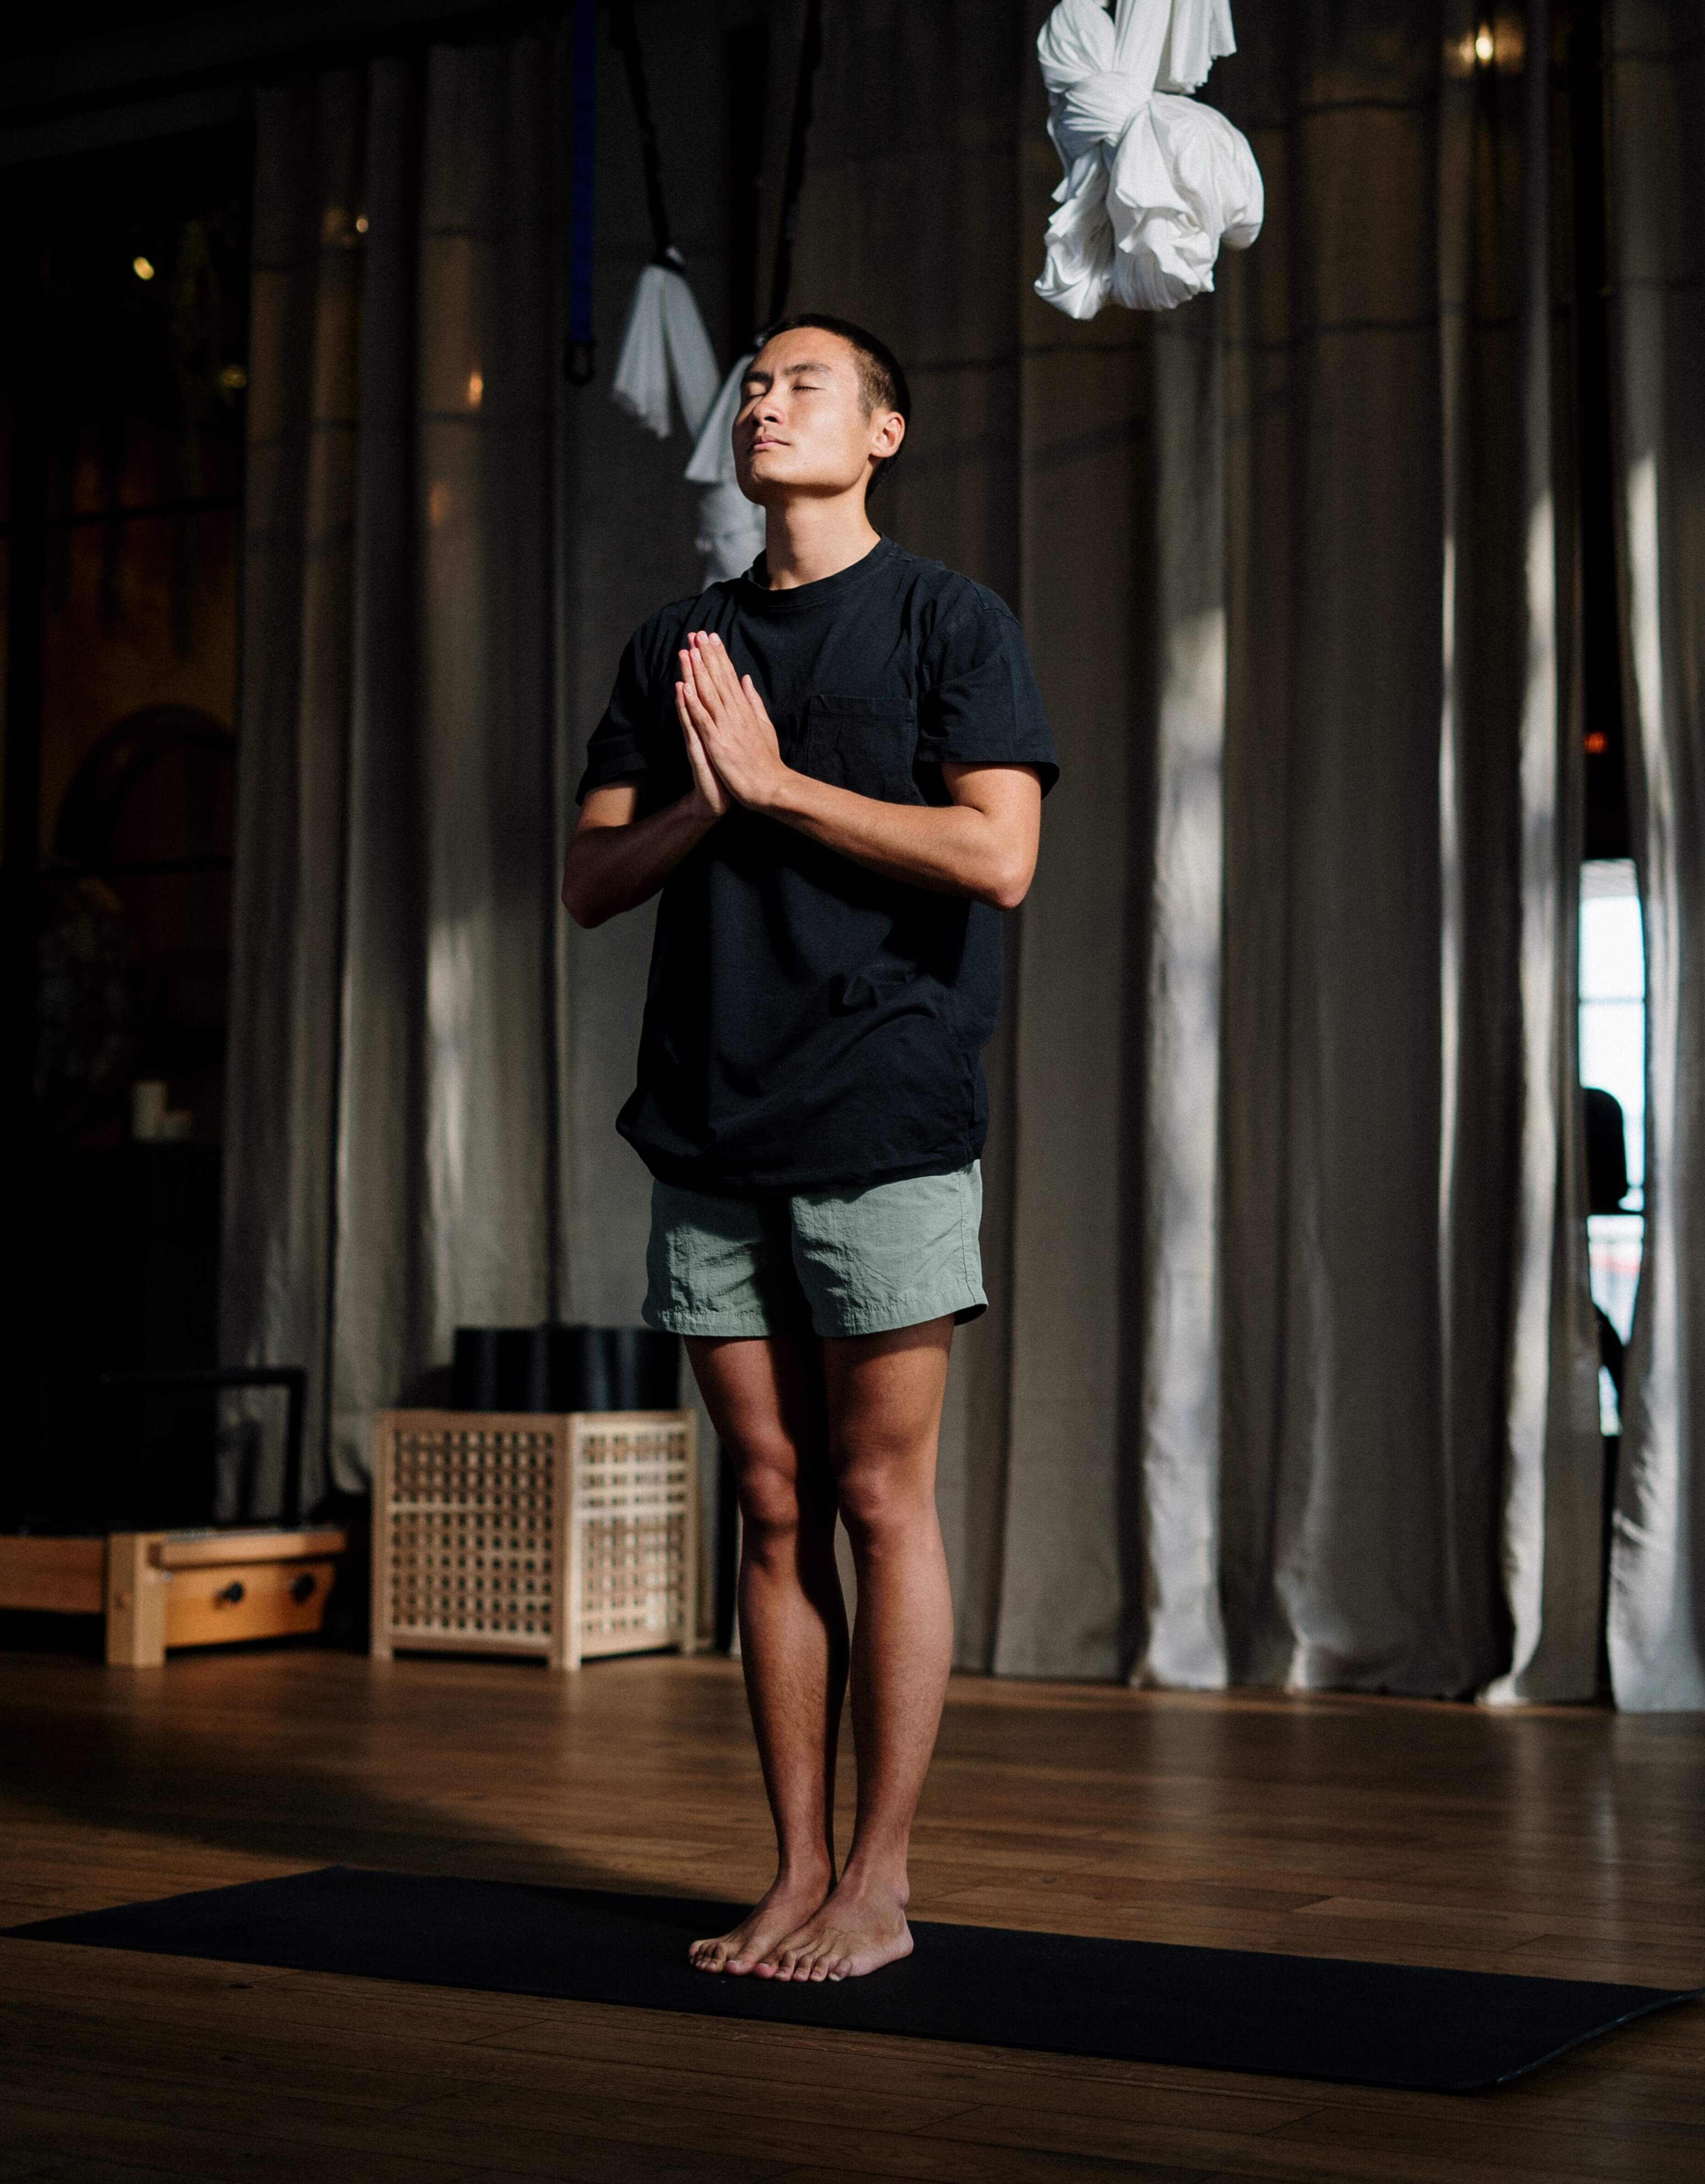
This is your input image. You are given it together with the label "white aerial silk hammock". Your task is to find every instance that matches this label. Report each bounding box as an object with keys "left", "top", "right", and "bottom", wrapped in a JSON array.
[
  {"left": 610, "top": 253, "right": 722, "bottom": 438},
  {"left": 1035, "top": 0, "right": 1263, "bottom": 316},
  {"left": 685, "top": 354, "right": 768, "bottom": 583},
  {"left": 610, "top": 258, "right": 763, "bottom": 583},
  {"left": 609, "top": 265, "right": 764, "bottom": 584}
]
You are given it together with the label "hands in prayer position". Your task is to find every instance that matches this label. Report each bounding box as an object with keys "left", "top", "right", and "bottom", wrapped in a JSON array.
[
  {"left": 674, "top": 631, "right": 786, "bottom": 817},
  {"left": 565, "top": 620, "right": 1040, "bottom": 931}
]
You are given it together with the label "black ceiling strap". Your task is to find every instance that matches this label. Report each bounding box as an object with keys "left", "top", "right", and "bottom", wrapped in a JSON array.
[
  {"left": 608, "top": 0, "right": 677, "bottom": 269},
  {"left": 766, "top": 0, "right": 824, "bottom": 327}
]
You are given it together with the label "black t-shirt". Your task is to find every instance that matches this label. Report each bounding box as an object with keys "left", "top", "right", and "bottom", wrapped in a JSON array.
[{"left": 575, "top": 535, "right": 1059, "bottom": 1193}]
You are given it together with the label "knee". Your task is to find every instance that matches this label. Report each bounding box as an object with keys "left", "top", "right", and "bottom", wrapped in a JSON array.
[
  {"left": 730, "top": 1434, "right": 807, "bottom": 1550},
  {"left": 834, "top": 1441, "right": 927, "bottom": 1553}
]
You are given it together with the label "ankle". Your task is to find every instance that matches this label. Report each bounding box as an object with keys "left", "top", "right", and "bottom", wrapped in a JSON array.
[
  {"left": 775, "top": 1848, "right": 834, "bottom": 1892},
  {"left": 836, "top": 1854, "right": 909, "bottom": 1910}
]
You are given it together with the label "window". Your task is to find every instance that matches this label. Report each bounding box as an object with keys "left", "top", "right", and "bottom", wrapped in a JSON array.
[{"left": 1580, "top": 857, "right": 1643, "bottom": 1433}]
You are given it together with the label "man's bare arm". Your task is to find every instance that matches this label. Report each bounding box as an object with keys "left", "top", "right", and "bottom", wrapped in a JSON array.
[
  {"left": 676, "top": 631, "right": 1042, "bottom": 911},
  {"left": 761, "top": 761, "right": 1041, "bottom": 911},
  {"left": 561, "top": 778, "right": 720, "bottom": 929},
  {"left": 562, "top": 672, "right": 737, "bottom": 928}
]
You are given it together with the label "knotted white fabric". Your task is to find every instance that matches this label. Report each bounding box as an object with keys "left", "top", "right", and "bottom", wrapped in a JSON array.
[
  {"left": 610, "top": 257, "right": 721, "bottom": 439},
  {"left": 1036, "top": 0, "right": 1262, "bottom": 316},
  {"left": 613, "top": 269, "right": 762, "bottom": 582},
  {"left": 685, "top": 352, "right": 767, "bottom": 583}
]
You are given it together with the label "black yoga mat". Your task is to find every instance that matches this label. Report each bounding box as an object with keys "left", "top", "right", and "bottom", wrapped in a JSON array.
[{"left": 8, "top": 1866, "right": 1698, "bottom": 2091}]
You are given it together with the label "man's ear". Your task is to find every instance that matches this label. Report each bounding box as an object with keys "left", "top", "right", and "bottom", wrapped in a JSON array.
[{"left": 872, "top": 409, "right": 906, "bottom": 462}]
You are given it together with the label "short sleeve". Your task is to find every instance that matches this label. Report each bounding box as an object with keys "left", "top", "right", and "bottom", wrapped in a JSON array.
[
  {"left": 575, "top": 614, "right": 673, "bottom": 807},
  {"left": 916, "top": 598, "right": 1059, "bottom": 797}
]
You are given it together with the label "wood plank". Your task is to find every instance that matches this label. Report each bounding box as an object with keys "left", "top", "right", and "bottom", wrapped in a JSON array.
[
  {"left": 163, "top": 1557, "right": 339, "bottom": 1647},
  {"left": 101, "top": 1534, "right": 166, "bottom": 1667},
  {"left": 2, "top": 1648, "right": 1703, "bottom": 2183},
  {"left": 155, "top": 1528, "right": 348, "bottom": 1569},
  {"left": 0, "top": 2062, "right": 785, "bottom": 2184},
  {"left": 0, "top": 1535, "right": 103, "bottom": 1614}
]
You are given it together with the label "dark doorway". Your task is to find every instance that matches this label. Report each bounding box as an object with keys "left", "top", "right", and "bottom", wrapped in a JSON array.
[{"left": 1, "top": 122, "right": 250, "bottom": 1531}]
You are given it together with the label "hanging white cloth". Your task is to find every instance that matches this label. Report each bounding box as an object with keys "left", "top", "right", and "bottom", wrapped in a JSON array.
[
  {"left": 1035, "top": 0, "right": 1263, "bottom": 317},
  {"left": 685, "top": 352, "right": 767, "bottom": 582},
  {"left": 610, "top": 256, "right": 721, "bottom": 439}
]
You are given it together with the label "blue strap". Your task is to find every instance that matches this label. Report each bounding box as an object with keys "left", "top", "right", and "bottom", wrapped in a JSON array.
[{"left": 565, "top": 0, "right": 598, "bottom": 383}]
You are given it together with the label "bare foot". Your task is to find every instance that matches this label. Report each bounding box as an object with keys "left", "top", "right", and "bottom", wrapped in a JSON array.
[
  {"left": 755, "top": 1874, "right": 913, "bottom": 1982},
  {"left": 689, "top": 1867, "right": 832, "bottom": 1975}
]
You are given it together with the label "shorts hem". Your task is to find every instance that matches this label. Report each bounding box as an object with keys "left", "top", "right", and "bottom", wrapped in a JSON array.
[
  {"left": 813, "top": 1284, "right": 988, "bottom": 1339},
  {"left": 643, "top": 1299, "right": 806, "bottom": 1340}
]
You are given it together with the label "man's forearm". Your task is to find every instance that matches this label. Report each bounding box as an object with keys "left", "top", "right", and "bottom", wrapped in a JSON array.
[
  {"left": 561, "top": 792, "right": 720, "bottom": 928},
  {"left": 759, "top": 769, "right": 1030, "bottom": 911}
]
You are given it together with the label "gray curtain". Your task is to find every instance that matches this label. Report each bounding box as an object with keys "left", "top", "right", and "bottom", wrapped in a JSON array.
[
  {"left": 782, "top": 0, "right": 1610, "bottom": 1696},
  {"left": 226, "top": 4, "right": 1700, "bottom": 1707},
  {"left": 227, "top": 10, "right": 741, "bottom": 1563},
  {"left": 226, "top": 38, "right": 564, "bottom": 1503},
  {"left": 1607, "top": 0, "right": 1705, "bottom": 1710}
]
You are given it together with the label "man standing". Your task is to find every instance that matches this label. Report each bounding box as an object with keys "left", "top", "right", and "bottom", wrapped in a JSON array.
[{"left": 562, "top": 314, "right": 1057, "bottom": 1983}]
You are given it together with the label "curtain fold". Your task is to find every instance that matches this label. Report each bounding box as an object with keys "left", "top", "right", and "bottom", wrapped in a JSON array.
[
  {"left": 224, "top": 3, "right": 1699, "bottom": 1708},
  {"left": 1437, "top": 0, "right": 1603, "bottom": 1709},
  {"left": 1130, "top": 305, "right": 1227, "bottom": 1688},
  {"left": 1606, "top": 0, "right": 1705, "bottom": 1712},
  {"left": 225, "top": 69, "right": 368, "bottom": 1508},
  {"left": 787, "top": 0, "right": 1608, "bottom": 1695},
  {"left": 226, "top": 36, "right": 563, "bottom": 1502}
]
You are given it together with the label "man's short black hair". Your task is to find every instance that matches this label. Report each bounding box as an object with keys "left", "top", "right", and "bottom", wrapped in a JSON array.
[{"left": 759, "top": 312, "right": 911, "bottom": 495}]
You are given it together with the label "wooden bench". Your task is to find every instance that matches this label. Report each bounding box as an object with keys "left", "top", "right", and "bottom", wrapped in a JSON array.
[{"left": 0, "top": 1527, "right": 348, "bottom": 1665}]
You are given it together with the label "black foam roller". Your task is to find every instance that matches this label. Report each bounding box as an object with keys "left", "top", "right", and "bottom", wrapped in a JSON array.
[
  {"left": 452, "top": 1324, "right": 681, "bottom": 1412},
  {"left": 605, "top": 1325, "right": 680, "bottom": 1409}
]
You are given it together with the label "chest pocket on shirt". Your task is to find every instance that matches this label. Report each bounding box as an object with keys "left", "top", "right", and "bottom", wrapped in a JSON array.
[{"left": 803, "top": 694, "right": 923, "bottom": 805}]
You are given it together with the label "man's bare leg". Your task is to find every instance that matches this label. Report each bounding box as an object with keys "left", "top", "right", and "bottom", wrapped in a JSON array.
[
  {"left": 683, "top": 1331, "right": 848, "bottom": 1973},
  {"left": 758, "top": 1316, "right": 955, "bottom": 1981}
]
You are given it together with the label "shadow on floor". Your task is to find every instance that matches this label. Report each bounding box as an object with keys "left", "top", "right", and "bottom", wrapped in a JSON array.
[{"left": 0, "top": 1642, "right": 742, "bottom": 1910}]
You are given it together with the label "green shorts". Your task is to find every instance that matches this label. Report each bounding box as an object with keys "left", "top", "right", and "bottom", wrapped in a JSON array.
[{"left": 643, "top": 1162, "right": 987, "bottom": 1340}]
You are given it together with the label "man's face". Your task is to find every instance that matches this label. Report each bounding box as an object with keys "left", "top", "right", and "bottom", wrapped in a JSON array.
[{"left": 732, "top": 329, "right": 903, "bottom": 504}]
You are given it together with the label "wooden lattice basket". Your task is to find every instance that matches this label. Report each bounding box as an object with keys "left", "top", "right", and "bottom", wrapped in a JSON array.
[{"left": 370, "top": 1409, "right": 698, "bottom": 1670}]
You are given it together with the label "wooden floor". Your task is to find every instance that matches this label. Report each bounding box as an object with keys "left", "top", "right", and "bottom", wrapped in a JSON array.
[{"left": 1, "top": 1642, "right": 1703, "bottom": 2184}]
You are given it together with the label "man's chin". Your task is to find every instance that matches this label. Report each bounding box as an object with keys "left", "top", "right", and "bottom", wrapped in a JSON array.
[
  {"left": 738, "top": 466, "right": 860, "bottom": 506},
  {"left": 738, "top": 462, "right": 794, "bottom": 502}
]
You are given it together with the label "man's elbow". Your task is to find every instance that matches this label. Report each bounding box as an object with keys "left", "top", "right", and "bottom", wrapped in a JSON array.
[
  {"left": 561, "top": 868, "right": 606, "bottom": 929},
  {"left": 982, "top": 851, "right": 1036, "bottom": 913}
]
